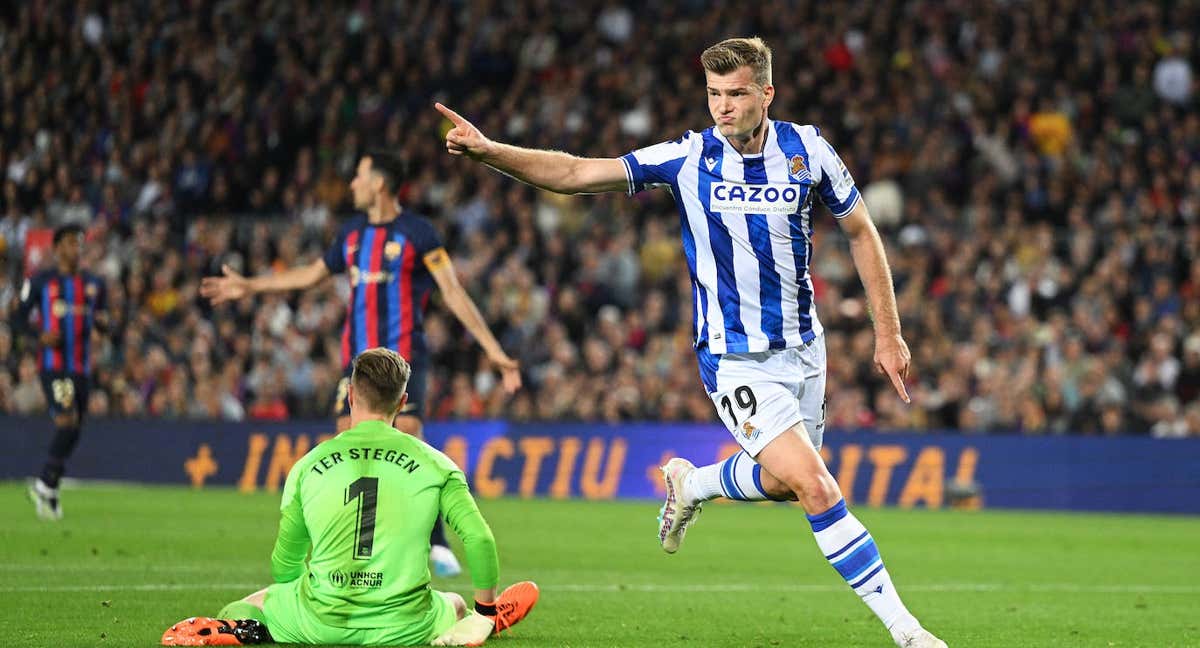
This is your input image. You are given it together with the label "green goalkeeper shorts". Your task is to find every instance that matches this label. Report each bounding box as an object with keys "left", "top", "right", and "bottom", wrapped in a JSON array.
[{"left": 261, "top": 579, "right": 457, "bottom": 646}]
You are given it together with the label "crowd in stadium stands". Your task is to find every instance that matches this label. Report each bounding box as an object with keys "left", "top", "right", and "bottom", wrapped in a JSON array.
[{"left": 1, "top": 1, "right": 1198, "bottom": 436}]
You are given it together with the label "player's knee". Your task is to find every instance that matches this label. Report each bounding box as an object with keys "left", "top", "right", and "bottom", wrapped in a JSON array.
[
  {"left": 446, "top": 592, "right": 468, "bottom": 619},
  {"left": 53, "top": 413, "right": 76, "bottom": 429},
  {"left": 796, "top": 472, "right": 842, "bottom": 512}
]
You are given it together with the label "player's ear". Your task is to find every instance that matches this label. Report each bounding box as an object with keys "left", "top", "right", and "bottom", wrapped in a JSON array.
[
  {"left": 394, "top": 393, "right": 408, "bottom": 420},
  {"left": 347, "top": 384, "right": 355, "bottom": 410},
  {"left": 762, "top": 84, "right": 775, "bottom": 109}
]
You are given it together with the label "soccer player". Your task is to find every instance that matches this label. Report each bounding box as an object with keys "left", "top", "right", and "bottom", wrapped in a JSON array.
[
  {"left": 201, "top": 150, "right": 521, "bottom": 576},
  {"left": 437, "top": 37, "right": 946, "bottom": 648},
  {"left": 11, "top": 224, "right": 107, "bottom": 521},
  {"left": 160, "top": 348, "right": 538, "bottom": 647}
]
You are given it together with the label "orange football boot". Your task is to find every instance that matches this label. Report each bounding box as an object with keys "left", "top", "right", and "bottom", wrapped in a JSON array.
[
  {"left": 492, "top": 580, "right": 540, "bottom": 634},
  {"left": 161, "top": 617, "right": 271, "bottom": 646}
]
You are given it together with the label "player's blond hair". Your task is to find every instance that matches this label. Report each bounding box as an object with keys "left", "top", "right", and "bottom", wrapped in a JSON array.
[
  {"left": 701, "top": 37, "right": 773, "bottom": 88},
  {"left": 350, "top": 348, "right": 411, "bottom": 416}
]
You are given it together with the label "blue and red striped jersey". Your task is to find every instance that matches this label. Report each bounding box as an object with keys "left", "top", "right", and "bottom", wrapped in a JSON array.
[
  {"left": 322, "top": 213, "right": 443, "bottom": 369},
  {"left": 13, "top": 270, "right": 107, "bottom": 375}
]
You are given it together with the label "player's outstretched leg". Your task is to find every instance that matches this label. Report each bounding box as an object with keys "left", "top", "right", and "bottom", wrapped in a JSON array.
[
  {"left": 756, "top": 426, "right": 946, "bottom": 647},
  {"left": 160, "top": 617, "right": 272, "bottom": 646},
  {"left": 808, "top": 499, "right": 947, "bottom": 647},
  {"left": 658, "top": 452, "right": 794, "bottom": 553},
  {"left": 689, "top": 450, "right": 793, "bottom": 503}
]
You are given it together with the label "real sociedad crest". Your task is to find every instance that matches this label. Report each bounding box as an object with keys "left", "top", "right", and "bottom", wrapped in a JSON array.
[{"left": 788, "top": 154, "right": 810, "bottom": 182}]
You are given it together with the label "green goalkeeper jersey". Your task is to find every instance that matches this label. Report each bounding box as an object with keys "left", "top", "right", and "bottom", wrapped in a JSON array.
[{"left": 270, "top": 419, "right": 498, "bottom": 629}]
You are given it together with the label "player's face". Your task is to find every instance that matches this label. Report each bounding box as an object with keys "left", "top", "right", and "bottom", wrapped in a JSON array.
[
  {"left": 705, "top": 66, "right": 774, "bottom": 139},
  {"left": 349, "top": 157, "right": 378, "bottom": 209},
  {"left": 56, "top": 233, "right": 83, "bottom": 269}
]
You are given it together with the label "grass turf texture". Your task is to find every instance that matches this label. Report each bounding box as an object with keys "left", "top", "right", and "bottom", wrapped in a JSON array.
[{"left": 1, "top": 482, "right": 1198, "bottom": 647}]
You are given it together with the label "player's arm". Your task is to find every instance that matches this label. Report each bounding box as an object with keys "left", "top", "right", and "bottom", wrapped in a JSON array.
[
  {"left": 200, "top": 259, "right": 331, "bottom": 305},
  {"left": 436, "top": 103, "right": 627, "bottom": 195},
  {"left": 9, "top": 277, "right": 37, "bottom": 340},
  {"left": 92, "top": 280, "right": 110, "bottom": 334},
  {"left": 9, "top": 276, "right": 58, "bottom": 349},
  {"left": 836, "top": 200, "right": 911, "bottom": 403},
  {"left": 425, "top": 248, "right": 522, "bottom": 394},
  {"left": 440, "top": 470, "right": 499, "bottom": 602},
  {"left": 270, "top": 464, "right": 311, "bottom": 583}
]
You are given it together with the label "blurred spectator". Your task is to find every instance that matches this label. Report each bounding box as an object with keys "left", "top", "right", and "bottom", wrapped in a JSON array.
[{"left": 0, "top": 0, "right": 1197, "bottom": 437}]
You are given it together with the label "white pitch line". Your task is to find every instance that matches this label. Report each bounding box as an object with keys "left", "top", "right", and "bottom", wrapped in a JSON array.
[
  {"left": 1, "top": 582, "right": 1198, "bottom": 594},
  {"left": 542, "top": 583, "right": 1200, "bottom": 594},
  {"left": 0, "top": 563, "right": 260, "bottom": 573},
  {"left": 0, "top": 583, "right": 266, "bottom": 592}
]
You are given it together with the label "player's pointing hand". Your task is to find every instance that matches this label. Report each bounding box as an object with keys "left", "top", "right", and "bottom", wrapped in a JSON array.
[
  {"left": 436, "top": 103, "right": 492, "bottom": 159},
  {"left": 875, "top": 333, "right": 912, "bottom": 404},
  {"left": 199, "top": 264, "right": 250, "bottom": 305}
]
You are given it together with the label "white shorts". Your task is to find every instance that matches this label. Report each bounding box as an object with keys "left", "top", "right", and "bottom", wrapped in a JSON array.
[{"left": 697, "top": 335, "right": 827, "bottom": 457}]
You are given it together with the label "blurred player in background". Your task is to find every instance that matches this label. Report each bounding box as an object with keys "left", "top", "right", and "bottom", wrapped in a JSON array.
[
  {"left": 437, "top": 37, "right": 945, "bottom": 648},
  {"left": 201, "top": 150, "right": 521, "bottom": 577},
  {"left": 11, "top": 224, "right": 108, "bottom": 521},
  {"left": 160, "top": 348, "right": 538, "bottom": 647}
]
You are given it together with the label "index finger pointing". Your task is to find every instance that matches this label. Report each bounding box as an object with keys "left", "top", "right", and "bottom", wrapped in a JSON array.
[
  {"left": 434, "top": 102, "right": 467, "bottom": 126},
  {"left": 888, "top": 368, "right": 911, "bottom": 404}
]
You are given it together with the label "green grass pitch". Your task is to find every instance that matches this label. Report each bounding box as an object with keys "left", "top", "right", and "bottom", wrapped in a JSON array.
[{"left": 1, "top": 482, "right": 1198, "bottom": 647}]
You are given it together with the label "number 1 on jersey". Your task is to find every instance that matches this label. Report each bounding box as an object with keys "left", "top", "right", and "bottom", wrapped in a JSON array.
[{"left": 345, "top": 477, "right": 379, "bottom": 559}]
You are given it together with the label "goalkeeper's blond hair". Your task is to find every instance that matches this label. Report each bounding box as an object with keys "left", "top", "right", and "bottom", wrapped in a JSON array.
[{"left": 350, "top": 348, "right": 411, "bottom": 416}]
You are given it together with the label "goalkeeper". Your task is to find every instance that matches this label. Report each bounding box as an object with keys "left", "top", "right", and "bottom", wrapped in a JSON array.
[{"left": 161, "top": 348, "right": 538, "bottom": 646}]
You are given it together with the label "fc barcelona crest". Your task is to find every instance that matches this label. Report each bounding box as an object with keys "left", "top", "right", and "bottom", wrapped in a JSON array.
[{"left": 384, "top": 241, "right": 402, "bottom": 260}]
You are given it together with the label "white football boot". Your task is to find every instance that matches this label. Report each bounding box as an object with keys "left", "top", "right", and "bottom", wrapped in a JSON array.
[
  {"left": 894, "top": 627, "right": 948, "bottom": 648},
  {"left": 657, "top": 458, "right": 702, "bottom": 554},
  {"left": 28, "top": 478, "right": 62, "bottom": 521}
]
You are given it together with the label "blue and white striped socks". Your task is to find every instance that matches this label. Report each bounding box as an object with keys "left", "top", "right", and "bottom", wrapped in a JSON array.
[
  {"left": 807, "top": 499, "right": 919, "bottom": 635},
  {"left": 686, "top": 451, "right": 778, "bottom": 502}
]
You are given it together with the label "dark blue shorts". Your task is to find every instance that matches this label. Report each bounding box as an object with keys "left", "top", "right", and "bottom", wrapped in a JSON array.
[{"left": 40, "top": 372, "right": 89, "bottom": 423}]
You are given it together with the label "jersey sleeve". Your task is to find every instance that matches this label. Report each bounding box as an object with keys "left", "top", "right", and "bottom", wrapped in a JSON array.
[
  {"left": 270, "top": 461, "right": 311, "bottom": 583},
  {"left": 619, "top": 131, "right": 694, "bottom": 195},
  {"left": 409, "top": 218, "right": 445, "bottom": 257},
  {"left": 439, "top": 470, "right": 499, "bottom": 590},
  {"left": 809, "top": 130, "right": 862, "bottom": 218},
  {"left": 322, "top": 226, "right": 350, "bottom": 275}
]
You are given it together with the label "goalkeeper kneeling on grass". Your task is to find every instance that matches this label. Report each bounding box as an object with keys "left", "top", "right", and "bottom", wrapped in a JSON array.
[{"left": 162, "top": 348, "right": 538, "bottom": 647}]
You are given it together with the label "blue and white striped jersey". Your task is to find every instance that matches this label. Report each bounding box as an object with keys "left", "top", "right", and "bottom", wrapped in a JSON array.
[{"left": 620, "top": 119, "right": 861, "bottom": 355}]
